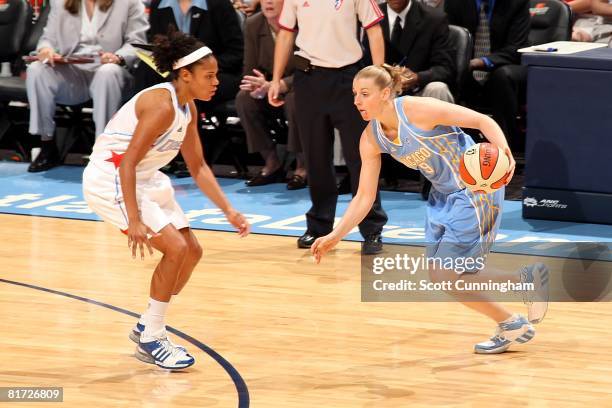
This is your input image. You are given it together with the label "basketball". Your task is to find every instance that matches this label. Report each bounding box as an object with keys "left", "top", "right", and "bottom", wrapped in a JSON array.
[{"left": 459, "top": 143, "right": 510, "bottom": 194}]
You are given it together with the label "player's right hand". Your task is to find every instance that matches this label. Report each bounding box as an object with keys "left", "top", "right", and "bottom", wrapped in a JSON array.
[
  {"left": 311, "top": 234, "right": 341, "bottom": 264},
  {"left": 127, "top": 220, "right": 159, "bottom": 260},
  {"left": 267, "top": 80, "right": 285, "bottom": 107},
  {"left": 37, "top": 47, "right": 58, "bottom": 67}
]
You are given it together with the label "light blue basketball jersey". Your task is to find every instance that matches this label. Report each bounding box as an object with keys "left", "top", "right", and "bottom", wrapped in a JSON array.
[{"left": 371, "top": 96, "right": 504, "bottom": 268}]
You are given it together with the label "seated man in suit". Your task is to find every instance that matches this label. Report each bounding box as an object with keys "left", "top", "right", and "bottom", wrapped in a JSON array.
[
  {"left": 445, "top": 0, "right": 530, "bottom": 150},
  {"left": 235, "top": 0, "right": 307, "bottom": 189},
  {"left": 364, "top": 0, "right": 456, "bottom": 190},
  {"left": 364, "top": 0, "right": 456, "bottom": 103},
  {"left": 26, "top": 0, "right": 148, "bottom": 172}
]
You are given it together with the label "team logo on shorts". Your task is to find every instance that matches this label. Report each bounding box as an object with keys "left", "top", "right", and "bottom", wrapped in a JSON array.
[
  {"left": 334, "top": 0, "right": 344, "bottom": 10},
  {"left": 157, "top": 139, "right": 182, "bottom": 152}
]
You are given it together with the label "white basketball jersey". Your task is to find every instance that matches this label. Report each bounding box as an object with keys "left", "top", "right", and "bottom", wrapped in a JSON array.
[{"left": 88, "top": 82, "right": 192, "bottom": 180}]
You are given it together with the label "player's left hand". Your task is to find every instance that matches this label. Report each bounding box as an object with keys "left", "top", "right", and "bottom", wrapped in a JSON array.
[
  {"left": 225, "top": 208, "right": 250, "bottom": 237},
  {"left": 503, "top": 146, "right": 516, "bottom": 185},
  {"left": 311, "top": 234, "right": 341, "bottom": 264}
]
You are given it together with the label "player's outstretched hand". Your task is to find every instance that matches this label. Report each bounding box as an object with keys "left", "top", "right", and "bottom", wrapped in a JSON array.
[
  {"left": 311, "top": 234, "right": 341, "bottom": 264},
  {"left": 127, "top": 220, "right": 160, "bottom": 260},
  {"left": 225, "top": 209, "right": 250, "bottom": 237},
  {"left": 503, "top": 147, "right": 516, "bottom": 185}
]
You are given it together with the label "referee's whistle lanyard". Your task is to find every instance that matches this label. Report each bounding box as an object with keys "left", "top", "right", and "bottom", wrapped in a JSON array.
[{"left": 474, "top": 0, "right": 495, "bottom": 22}]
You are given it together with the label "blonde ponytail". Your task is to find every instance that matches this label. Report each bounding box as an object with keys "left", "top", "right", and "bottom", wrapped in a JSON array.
[{"left": 355, "top": 64, "right": 416, "bottom": 97}]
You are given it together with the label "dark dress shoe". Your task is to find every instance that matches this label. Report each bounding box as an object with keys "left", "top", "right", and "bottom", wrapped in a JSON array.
[
  {"left": 286, "top": 174, "right": 307, "bottom": 190},
  {"left": 362, "top": 234, "right": 383, "bottom": 255},
  {"left": 297, "top": 232, "right": 320, "bottom": 249},
  {"left": 246, "top": 167, "right": 285, "bottom": 187},
  {"left": 28, "top": 150, "right": 60, "bottom": 173}
]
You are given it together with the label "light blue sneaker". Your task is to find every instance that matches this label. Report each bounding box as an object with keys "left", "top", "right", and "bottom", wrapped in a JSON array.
[
  {"left": 136, "top": 336, "right": 195, "bottom": 370},
  {"left": 475, "top": 315, "right": 535, "bottom": 354},
  {"left": 520, "top": 263, "right": 550, "bottom": 324}
]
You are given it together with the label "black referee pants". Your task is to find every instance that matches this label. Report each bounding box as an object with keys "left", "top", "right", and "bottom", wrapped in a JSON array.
[{"left": 293, "top": 65, "right": 388, "bottom": 237}]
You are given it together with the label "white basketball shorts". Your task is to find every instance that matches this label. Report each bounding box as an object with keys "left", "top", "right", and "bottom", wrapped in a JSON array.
[{"left": 82, "top": 165, "right": 189, "bottom": 233}]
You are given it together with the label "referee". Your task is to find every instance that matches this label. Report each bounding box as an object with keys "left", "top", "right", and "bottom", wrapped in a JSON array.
[{"left": 268, "top": 0, "right": 388, "bottom": 254}]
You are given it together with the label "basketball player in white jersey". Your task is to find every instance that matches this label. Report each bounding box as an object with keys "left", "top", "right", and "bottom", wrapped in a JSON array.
[{"left": 82, "top": 30, "right": 250, "bottom": 370}]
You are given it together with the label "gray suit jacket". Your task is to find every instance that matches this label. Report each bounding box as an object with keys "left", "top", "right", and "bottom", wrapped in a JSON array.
[{"left": 37, "top": 0, "right": 149, "bottom": 69}]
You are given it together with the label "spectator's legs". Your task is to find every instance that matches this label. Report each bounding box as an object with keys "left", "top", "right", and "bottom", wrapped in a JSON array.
[
  {"left": 26, "top": 63, "right": 91, "bottom": 172},
  {"left": 283, "top": 91, "right": 306, "bottom": 179},
  {"left": 90, "top": 63, "right": 133, "bottom": 137},
  {"left": 235, "top": 89, "right": 280, "bottom": 175},
  {"left": 484, "top": 65, "right": 527, "bottom": 150},
  {"left": 26, "top": 62, "right": 90, "bottom": 140},
  {"left": 420, "top": 81, "right": 455, "bottom": 103}
]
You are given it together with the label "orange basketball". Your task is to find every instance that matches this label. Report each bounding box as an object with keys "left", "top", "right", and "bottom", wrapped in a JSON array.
[{"left": 459, "top": 143, "right": 510, "bottom": 194}]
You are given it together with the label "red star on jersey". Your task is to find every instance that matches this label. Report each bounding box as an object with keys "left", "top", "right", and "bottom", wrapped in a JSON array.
[{"left": 105, "top": 151, "right": 125, "bottom": 169}]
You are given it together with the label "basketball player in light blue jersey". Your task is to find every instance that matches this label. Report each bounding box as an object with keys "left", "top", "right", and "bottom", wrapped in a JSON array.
[{"left": 312, "top": 64, "right": 549, "bottom": 354}]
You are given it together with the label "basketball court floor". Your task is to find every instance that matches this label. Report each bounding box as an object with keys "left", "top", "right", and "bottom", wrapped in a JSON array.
[{"left": 1, "top": 162, "right": 611, "bottom": 407}]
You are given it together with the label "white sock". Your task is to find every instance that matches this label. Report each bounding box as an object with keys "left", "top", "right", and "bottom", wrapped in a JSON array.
[
  {"left": 499, "top": 313, "right": 519, "bottom": 324},
  {"left": 141, "top": 298, "right": 169, "bottom": 340},
  {"left": 138, "top": 308, "right": 148, "bottom": 326}
]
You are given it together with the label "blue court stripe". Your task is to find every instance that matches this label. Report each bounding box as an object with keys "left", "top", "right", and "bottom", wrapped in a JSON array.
[{"left": 0, "top": 278, "right": 250, "bottom": 408}]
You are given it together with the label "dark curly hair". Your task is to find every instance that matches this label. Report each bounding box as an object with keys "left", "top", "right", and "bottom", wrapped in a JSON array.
[{"left": 151, "top": 28, "right": 211, "bottom": 78}]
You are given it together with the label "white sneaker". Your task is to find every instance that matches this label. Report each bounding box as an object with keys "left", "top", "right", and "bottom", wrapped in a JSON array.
[
  {"left": 131, "top": 324, "right": 189, "bottom": 364},
  {"left": 520, "top": 263, "right": 550, "bottom": 324},
  {"left": 129, "top": 322, "right": 146, "bottom": 344},
  {"left": 136, "top": 334, "right": 195, "bottom": 370},
  {"left": 474, "top": 314, "right": 535, "bottom": 354}
]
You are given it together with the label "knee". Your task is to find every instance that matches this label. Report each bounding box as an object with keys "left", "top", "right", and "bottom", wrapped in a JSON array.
[
  {"left": 166, "top": 238, "right": 188, "bottom": 262},
  {"left": 423, "top": 81, "right": 448, "bottom": 93},
  {"left": 428, "top": 267, "right": 456, "bottom": 285},
  {"left": 235, "top": 89, "right": 259, "bottom": 112},
  {"left": 421, "top": 82, "right": 454, "bottom": 103},
  {"left": 489, "top": 66, "right": 511, "bottom": 82},
  {"left": 26, "top": 62, "right": 50, "bottom": 83},
  {"left": 235, "top": 89, "right": 250, "bottom": 106},
  {"left": 93, "top": 63, "right": 125, "bottom": 85},
  {"left": 488, "top": 65, "right": 525, "bottom": 87},
  {"left": 187, "top": 239, "right": 203, "bottom": 263}
]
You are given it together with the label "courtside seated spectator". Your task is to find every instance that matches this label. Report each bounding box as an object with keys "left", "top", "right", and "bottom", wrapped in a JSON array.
[
  {"left": 235, "top": 0, "right": 307, "bottom": 189},
  {"left": 445, "top": 0, "right": 530, "bottom": 150},
  {"left": 26, "top": 0, "right": 148, "bottom": 172},
  {"left": 233, "top": 0, "right": 260, "bottom": 16},
  {"left": 567, "top": 0, "right": 612, "bottom": 43},
  {"left": 363, "top": 0, "right": 456, "bottom": 103}
]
